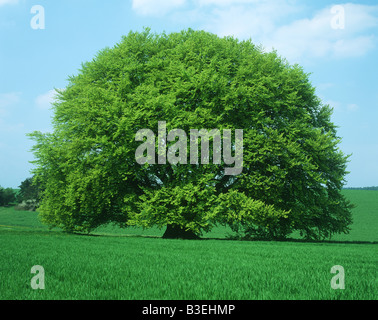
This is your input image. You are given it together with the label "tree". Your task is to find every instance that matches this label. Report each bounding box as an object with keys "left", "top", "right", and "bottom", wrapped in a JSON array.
[
  {"left": 17, "top": 177, "right": 41, "bottom": 203},
  {"left": 29, "top": 28, "right": 353, "bottom": 240},
  {"left": 0, "top": 186, "right": 16, "bottom": 206},
  {"left": 14, "top": 177, "right": 41, "bottom": 211}
]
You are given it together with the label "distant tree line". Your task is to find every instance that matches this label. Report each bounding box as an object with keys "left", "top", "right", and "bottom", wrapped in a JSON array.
[
  {"left": 343, "top": 186, "right": 378, "bottom": 190},
  {"left": 0, "top": 186, "right": 17, "bottom": 206},
  {"left": 0, "top": 176, "right": 41, "bottom": 210}
]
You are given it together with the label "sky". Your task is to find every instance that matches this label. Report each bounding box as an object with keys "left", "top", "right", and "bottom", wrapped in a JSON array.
[{"left": 0, "top": 0, "right": 377, "bottom": 189}]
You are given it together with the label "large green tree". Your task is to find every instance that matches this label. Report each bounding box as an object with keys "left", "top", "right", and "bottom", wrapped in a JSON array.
[{"left": 29, "top": 28, "right": 353, "bottom": 240}]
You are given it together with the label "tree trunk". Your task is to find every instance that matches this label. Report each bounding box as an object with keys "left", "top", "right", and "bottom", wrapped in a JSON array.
[{"left": 163, "top": 224, "right": 200, "bottom": 239}]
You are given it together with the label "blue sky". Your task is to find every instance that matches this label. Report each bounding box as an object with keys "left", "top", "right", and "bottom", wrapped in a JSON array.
[{"left": 0, "top": 0, "right": 377, "bottom": 188}]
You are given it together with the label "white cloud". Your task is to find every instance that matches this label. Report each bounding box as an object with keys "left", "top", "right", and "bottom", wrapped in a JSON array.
[
  {"left": 261, "top": 4, "right": 378, "bottom": 62},
  {"left": 196, "top": 0, "right": 259, "bottom": 7},
  {"left": 0, "top": 0, "right": 18, "bottom": 7},
  {"left": 0, "top": 92, "right": 21, "bottom": 118},
  {"left": 198, "top": 0, "right": 300, "bottom": 40},
  {"left": 141, "top": 1, "right": 378, "bottom": 63},
  {"left": 132, "top": 0, "right": 187, "bottom": 16},
  {"left": 331, "top": 35, "right": 375, "bottom": 58},
  {"left": 195, "top": 2, "right": 378, "bottom": 62},
  {"left": 35, "top": 89, "right": 60, "bottom": 110}
]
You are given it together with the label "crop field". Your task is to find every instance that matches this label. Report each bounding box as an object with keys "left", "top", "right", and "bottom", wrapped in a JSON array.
[{"left": 0, "top": 190, "right": 376, "bottom": 300}]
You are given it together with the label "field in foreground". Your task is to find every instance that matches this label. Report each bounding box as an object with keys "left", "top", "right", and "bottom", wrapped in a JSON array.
[{"left": 0, "top": 190, "right": 376, "bottom": 300}]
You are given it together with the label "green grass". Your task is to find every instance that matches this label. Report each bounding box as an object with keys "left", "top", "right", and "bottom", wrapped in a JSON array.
[
  {"left": 331, "top": 190, "right": 378, "bottom": 242},
  {"left": 0, "top": 190, "right": 377, "bottom": 300}
]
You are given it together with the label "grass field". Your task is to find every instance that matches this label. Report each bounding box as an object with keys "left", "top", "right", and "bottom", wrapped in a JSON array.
[{"left": 0, "top": 190, "right": 376, "bottom": 300}]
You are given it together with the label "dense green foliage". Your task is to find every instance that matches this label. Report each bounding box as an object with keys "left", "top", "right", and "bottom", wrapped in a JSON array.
[{"left": 29, "top": 28, "right": 353, "bottom": 239}]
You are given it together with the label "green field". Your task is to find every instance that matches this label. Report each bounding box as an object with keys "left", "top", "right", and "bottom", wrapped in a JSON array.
[{"left": 0, "top": 190, "right": 376, "bottom": 300}]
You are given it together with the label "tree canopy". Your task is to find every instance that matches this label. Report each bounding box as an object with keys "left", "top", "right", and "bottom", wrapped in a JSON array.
[{"left": 29, "top": 28, "right": 353, "bottom": 240}]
